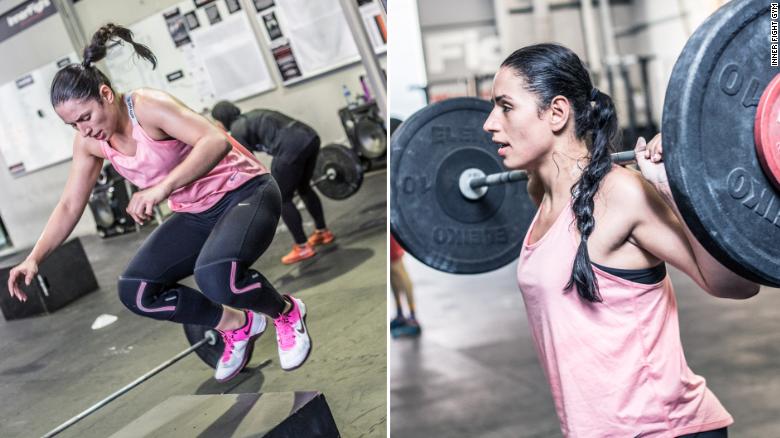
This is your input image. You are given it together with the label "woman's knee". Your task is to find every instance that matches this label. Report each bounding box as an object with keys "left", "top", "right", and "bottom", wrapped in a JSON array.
[{"left": 116, "top": 277, "right": 177, "bottom": 320}]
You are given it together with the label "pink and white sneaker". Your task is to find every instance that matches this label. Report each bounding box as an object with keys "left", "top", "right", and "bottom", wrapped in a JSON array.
[
  {"left": 273, "top": 296, "right": 311, "bottom": 371},
  {"left": 215, "top": 310, "right": 267, "bottom": 382}
]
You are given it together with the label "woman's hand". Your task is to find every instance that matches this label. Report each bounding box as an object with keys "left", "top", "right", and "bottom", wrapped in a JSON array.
[
  {"left": 634, "top": 134, "right": 669, "bottom": 187},
  {"left": 6, "top": 259, "right": 39, "bottom": 302},
  {"left": 126, "top": 184, "right": 170, "bottom": 224}
]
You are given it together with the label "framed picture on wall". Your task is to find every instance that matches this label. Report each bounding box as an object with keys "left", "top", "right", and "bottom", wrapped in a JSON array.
[
  {"left": 164, "top": 8, "right": 191, "bottom": 47},
  {"left": 205, "top": 3, "right": 222, "bottom": 25},
  {"left": 253, "top": 0, "right": 274, "bottom": 13},
  {"left": 262, "top": 12, "right": 283, "bottom": 40},
  {"left": 226, "top": 0, "right": 242, "bottom": 14},
  {"left": 184, "top": 11, "right": 200, "bottom": 31}
]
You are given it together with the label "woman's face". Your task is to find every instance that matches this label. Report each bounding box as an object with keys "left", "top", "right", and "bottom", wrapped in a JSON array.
[
  {"left": 55, "top": 85, "right": 119, "bottom": 141},
  {"left": 483, "top": 67, "right": 554, "bottom": 170}
]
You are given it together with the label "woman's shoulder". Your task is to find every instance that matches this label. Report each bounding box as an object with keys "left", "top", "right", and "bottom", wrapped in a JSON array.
[
  {"left": 128, "top": 88, "right": 177, "bottom": 109},
  {"left": 599, "top": 164, "right": 657, "bottom": 210}
]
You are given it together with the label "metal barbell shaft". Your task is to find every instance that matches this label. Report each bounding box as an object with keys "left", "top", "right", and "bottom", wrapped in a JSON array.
[
  {"left": 311, "top": 167, "right": 338, "bottom": 186},
  {"left": 469, "top": 150, "right": 637, "bottom": 189},
  {"left": 42, "top": 331, "right": 218, "bottom": 438}
]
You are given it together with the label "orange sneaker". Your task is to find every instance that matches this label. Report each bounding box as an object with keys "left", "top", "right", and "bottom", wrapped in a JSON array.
[
  {"left": 307, "top": 229, "right": 335, "bottom": 247},
  {"left": 281, "top": 244, "right": 316, "bottom": 265}
]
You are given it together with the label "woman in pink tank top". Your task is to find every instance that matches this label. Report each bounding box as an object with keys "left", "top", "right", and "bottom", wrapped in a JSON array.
[
  {"left": 6, "top": 24, "right": 313, "bottom": 380},
  {"left": 481, "top": 44, "right": 760, "bottom": 437}
]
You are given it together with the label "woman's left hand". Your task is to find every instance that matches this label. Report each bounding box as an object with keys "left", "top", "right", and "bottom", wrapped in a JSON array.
[
  {"left": 126, "top": 184, "right": 170, "bottom": 224},
  {"left": 634, "top": 134, "right": 669, "bottom": 187}
]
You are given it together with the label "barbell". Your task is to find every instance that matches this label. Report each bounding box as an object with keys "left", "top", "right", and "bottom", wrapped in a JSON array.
[
  {"left": 43, "top": 328, "right": 219, "bottom": 437},
  {"left": 311, "top": 143, "right": 364, "bottom": 200},
  {"left": 390, "top": 0, "right": 780, "bottom": 286}
]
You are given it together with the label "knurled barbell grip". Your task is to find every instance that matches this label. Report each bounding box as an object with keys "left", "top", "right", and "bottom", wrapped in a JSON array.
[{"left": 469, "top": 150, "right": 638, "bottom": 189}]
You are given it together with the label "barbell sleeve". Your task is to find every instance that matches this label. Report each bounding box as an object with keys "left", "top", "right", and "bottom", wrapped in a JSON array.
[{"left": 469, "top": 150, "right": 638, "bottom": 190}]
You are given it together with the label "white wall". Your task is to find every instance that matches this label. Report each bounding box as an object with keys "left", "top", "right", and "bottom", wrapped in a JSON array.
[
  {"left": 388, "top": 0, "right": 426, "bottom": 120},
  {"left": 0, "top": 0, "right": 385, "bottom": 252},
  {"left": 0, "top": 0, "right": 93, "bottom": 253}
]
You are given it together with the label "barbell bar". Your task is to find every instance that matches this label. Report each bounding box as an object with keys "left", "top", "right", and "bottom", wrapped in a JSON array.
[
  {"left": 42, "top": 330, "right": 219, "bottom": 437},
  {"left": 460, "top": 150, "right": 638, "bottom": 200}
]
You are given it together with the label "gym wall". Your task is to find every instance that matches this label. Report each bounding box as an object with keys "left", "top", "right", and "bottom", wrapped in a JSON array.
[
  {"left": 0, "top": 0, "right": 90, "bottom": 254},
  {"left": 492, "top": 0, "right": 723, "bottom": 130},
  {"left": 0, "top": 0, "right": 385, "bottom": 252}
]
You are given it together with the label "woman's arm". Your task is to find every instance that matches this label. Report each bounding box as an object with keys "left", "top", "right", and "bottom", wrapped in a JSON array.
[
  {"left": 28, "top": 136, "right": 104, "bottom": 263},
  {"left": 7, "top": 137, "right": 103, "bottom": 301},
  {"left": 123, "top": 90, "right": 232, "bottom": 223},
  {"left": 136, "top": 90, "right": 231, "bottom": 194},
  {"left": 630, "top": 135, "right": 760, "bottom": 299}
]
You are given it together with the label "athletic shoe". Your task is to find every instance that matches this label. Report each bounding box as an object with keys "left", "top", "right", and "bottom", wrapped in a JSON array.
[
  {"left": 392, "top": 318, "right": 422, "bottom": 338},
  {"left": 307, "top": 229, "right": 335, "bottom": 247},
  {"left": 273, "top": 296, "right": 311, "bottom": 370},
  {"left": 215, "top": 310, "right": 266, "bottom": 382},
  {"left": 390, "top": 316, "right": 406, "bottom": 330},
  {"left": 281, "top": 244, "right": 316, "bottom": 264}
]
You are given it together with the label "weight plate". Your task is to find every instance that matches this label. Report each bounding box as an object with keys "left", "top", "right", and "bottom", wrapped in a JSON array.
[
  {"left": 313, "top": 144, "right": 364, "bottom": 200},
  {"left": 390, "top": 117, "right": 403, "bottom": 136},
  {"left": 183, "top": 323, "right": 223, "bottom": 369},
  {"left": 390, "top": 97, "right": 536, "bottom": 274},
  {"left": 663, "top": 0, "right": 780, "bottom": 286},
  {"left": 356, "top": 118, "right": 387, "bottom": 159},
  {"left": 755, "top": 73, "right": 780, "bottom": 191}
]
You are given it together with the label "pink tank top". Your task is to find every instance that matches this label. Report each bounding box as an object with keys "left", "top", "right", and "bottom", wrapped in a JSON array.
[
  {"left": 517, "top": 200, "right": 733, "bottom": 437},
  {"left": 99, "top": 93, "right": 268, "bottom": 213}
]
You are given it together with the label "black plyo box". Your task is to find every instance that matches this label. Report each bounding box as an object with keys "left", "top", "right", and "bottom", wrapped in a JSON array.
[{"left": 0, "top": 238, "right": 99, "bottom": 320}]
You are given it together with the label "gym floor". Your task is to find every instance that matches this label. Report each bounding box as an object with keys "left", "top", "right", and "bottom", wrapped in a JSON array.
[
  {"left": 390, "top": 257, "right": 780, "bottom": 437},
  {"left": 0, "top": 169, "right": 387, "bottom": 438}
]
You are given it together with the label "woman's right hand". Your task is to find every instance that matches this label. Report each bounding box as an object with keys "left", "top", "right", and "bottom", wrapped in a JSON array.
[{"left": 7, "top": 259, "right": 39, "bottom": 302}]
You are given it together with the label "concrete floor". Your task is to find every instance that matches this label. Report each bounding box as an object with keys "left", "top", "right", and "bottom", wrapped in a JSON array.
[
  {"left": 390, "top": 256, "right": 780, "bottom": 437},
  {"left": 0, "top": 170, "right": 387, "bottom": 438}
]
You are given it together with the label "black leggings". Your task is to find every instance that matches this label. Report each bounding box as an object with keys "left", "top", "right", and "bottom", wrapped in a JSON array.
[
  {"left": 678, "top": 427, "right": 728, "bottom": 438},
  {"left": 116, "top": 174, "right": 286, "bottom": 327},
  {"left": 271, "top": 138, "right": 326, "bottom": 245}
]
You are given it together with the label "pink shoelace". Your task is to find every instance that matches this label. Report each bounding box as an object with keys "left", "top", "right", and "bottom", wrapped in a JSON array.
[
  {"left": 219, "top": 315, "right": 251, "bottom": 363},
  {"left": 274, "top": 313, "right": 296, "bottom": 350},
  {"left": 220, "top": 330, "right": 238, "bottom": 363}
]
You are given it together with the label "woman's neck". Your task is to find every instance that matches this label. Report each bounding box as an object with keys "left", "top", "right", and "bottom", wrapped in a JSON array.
[
  {"left": 530, "top": 138, "right": 590, "bottom": 205},
  {"left": 111, "top": 93, "right": 134, "bottom": 141}
]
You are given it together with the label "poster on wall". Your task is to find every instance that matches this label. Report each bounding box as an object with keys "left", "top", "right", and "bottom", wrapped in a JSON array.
[
  {"left": 104, "top": 0, "right": 274, "bottom": 113},
  {"left": 0, "top": 54, "right": 80, "bottom": 177},
  {"left": 254, "top": 0, "right": 386, "bottom": 85},
  {"left": 164, "top": 8, "right": 191, "bottom": 47},
  {"left": 358, "top": 0, "right": 386, "bottom": 48},
  {"left": 226, "top": 0, "right": 242, "bottom": 14},
  {"left": 271, "top": 43, "right": 302, "bottom": 81},
  {"left": 253, "top": 0, "right": 274, "bottom": 13},
  {"left": 262, "top": 12, "right": 283, "bottom": 40}
]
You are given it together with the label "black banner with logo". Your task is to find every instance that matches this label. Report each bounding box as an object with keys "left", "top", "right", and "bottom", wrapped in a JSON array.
[{"left": 0, "top": 0, "right": 57, "bottom": 44}]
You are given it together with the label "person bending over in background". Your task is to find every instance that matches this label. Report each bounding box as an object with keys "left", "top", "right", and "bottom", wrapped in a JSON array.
[{"left": 211, "top": 101, "right": 334, "bottom": 265}]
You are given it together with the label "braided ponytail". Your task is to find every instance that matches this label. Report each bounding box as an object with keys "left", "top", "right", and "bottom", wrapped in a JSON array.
[
  {"left": 566, "top": 88, "right": 618, "bottom": 302},
  {"left": 500, "top": 44, "right": 618, "bottom": 303},
  {"left": 51, "top": 23, "right": 156, "bottom": 107}
]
